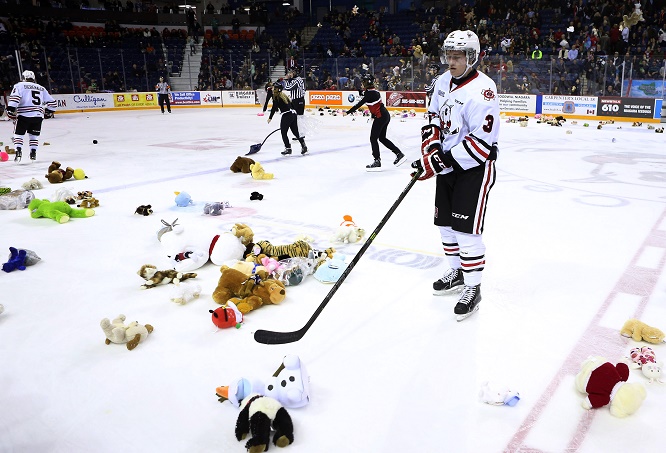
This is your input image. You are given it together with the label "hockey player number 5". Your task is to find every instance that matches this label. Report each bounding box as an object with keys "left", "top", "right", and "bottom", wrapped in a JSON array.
[
  {"left": 31, "top": 90, "right": 41, "bottom": 106},
  {"left": 482, "top": 114, "right": 494, "bottom": 133}
]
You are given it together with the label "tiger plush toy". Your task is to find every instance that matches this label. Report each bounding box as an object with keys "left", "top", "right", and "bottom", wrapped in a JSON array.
[{"left": 245, "top": 240, "right": 335, "bottom": 263}]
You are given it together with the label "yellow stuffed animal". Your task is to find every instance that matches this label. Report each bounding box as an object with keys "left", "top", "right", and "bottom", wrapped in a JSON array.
[
  {"left": 250, "top": 162, "right": 274, "bottom": 180},
  {"left": 620, "top": 318, "right": 665, "bottom": 344},
  {"left": 231, "top": 223, "right": 254, "bottom": 246}
]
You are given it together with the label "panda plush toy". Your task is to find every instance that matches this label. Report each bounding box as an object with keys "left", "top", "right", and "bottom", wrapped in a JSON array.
[{"left": 235, "top": 393, "right": 294, "bottom": 452}]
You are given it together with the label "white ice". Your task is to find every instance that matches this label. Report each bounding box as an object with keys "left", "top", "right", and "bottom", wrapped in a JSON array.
[{"left": 1, "top": 107, "right": 665, "bottom": 453}]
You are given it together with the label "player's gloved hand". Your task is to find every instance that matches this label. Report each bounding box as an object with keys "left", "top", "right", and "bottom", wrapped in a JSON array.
[
  {"left": 421, "top": 123, "right": 442, "bottom": 156},
  {"left": 267, "top": 117, "right": 272, "bottom": 124},
  {"left": 411, "top": 148, "right": 450, "bottom": 181},
  {"left": 6, "top": 107, "right": 17, "bottom": 120}
]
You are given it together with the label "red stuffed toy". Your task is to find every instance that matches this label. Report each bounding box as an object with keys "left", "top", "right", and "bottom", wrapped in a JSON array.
[
  {"left": 575, "top": 356, "right": 647, "bottom": 417},
  {"left": 210, "top": 300, "right": 243, "bottom": 329}
]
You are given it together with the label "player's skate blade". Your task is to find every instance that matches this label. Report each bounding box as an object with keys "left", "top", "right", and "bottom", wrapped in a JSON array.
[{"left": 456, "top": 304, "right": 479, "bottom": 321}]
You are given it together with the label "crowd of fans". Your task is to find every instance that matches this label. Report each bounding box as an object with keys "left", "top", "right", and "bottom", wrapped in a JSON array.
[{"left": 1, "top": 0, "right": 665, "bottom": 97}]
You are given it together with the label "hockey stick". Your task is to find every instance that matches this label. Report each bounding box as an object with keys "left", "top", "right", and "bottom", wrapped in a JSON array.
[
  {"left": 254, "top": 168, "right": 424, "bottom": 345},
  {"left": 247, "top": 128, "right": 281, "bottom": 155}
]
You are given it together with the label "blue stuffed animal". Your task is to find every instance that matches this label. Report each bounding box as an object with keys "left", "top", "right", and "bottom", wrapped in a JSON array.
[
  {"left": 2, "top": 247, "right": 27, "bottom": 272},
  {"left": 174, "top": 192, "right": 193, "bottom": 207},
  {"left": 314, "top": 254, "right": 348, "bottom": 283}
]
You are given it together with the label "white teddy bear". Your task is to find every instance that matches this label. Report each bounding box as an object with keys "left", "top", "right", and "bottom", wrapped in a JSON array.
[
  {"left": 100, "top": 314, "right": 154, "bottom": 350},
  {"left": 159, "top": 223, "right": 246, "bottom": 272},
  {"left": 331, "top": 225, "right": 366, "bottom": 244},
  {"left": 170, "top": 281, "right": 202, "bottom": 305},
  {"left": 21, "top": 178, "right": 43, "bottom": 191}
]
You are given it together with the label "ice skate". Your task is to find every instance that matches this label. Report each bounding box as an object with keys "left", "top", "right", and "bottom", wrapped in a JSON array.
[
  {"left": 433, "top": 268, "right": 464, "bottom": 295},
  {"left": 281, "top": 147, "right": 292, "bottom": 156},
  {"left": 393, "top": 152, "right": 406, "bottom": 167},
  {"left": 30, "top": 149, "right": 36, "bottom": 161},
  {"left": 454, "top": 284, "right": 481, "bottom": 321},
  {"left": 14, "top": 149, "right": 22, "bottom": 162},
  {"left": 301, "top": 144, "right": 308, "bottom": 155},
  {"left": 366, "top": 159, "right": 381, "bottom": 172}
]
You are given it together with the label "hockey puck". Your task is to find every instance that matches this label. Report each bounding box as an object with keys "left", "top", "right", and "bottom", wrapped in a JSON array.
[{"left": 92, "top": 140, "right": 98, "bottom": 144}]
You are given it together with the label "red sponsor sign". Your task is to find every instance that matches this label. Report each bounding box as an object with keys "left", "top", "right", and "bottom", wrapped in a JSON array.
[
  {"left": 386, "top": 91, "right": 426, "bottom": 108},
  {"left": 308, "top": 91, "right": 342, "bottom": 105}
]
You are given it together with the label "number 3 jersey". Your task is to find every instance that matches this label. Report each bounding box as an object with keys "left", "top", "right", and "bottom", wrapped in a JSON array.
[
  {"left": 427, "top": 69, "right": 499, "bottom": 171},
  {"left": 8, "top": 81, "right": 57, "bottom": 118}
]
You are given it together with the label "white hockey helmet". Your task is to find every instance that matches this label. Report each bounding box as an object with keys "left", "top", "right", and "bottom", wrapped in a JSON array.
[
  {"left": 440, "top": 30, "right": 481, "bottom": 72},
  {"left": 22, "top": 70, "right": 36, "bottom": 81}
]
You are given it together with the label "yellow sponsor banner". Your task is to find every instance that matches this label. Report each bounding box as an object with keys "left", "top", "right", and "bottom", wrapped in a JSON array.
[{"left": 113, "top": 92, "right": 158, "bottom": 108}]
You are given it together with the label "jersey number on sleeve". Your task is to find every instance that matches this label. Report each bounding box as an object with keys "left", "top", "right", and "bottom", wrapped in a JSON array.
[{"left": 482, "top": 114, "right": 494, "bottom": 133}]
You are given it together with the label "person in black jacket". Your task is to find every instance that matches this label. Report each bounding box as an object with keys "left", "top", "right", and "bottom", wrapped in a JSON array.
[
  {"left": 267, "top": 82, "right": 307, "bottom": 156},
  {"left": 260, "top": 80, "right": 273, "bottom": 114},
  {"left": 343, "top": 75, "right": 406, "bottom": 171}
]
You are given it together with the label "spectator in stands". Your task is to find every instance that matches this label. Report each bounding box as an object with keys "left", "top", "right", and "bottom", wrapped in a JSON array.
[
  {"left": 557, "top": 75, "right": 570, "bottom": 94},
  {"left": 206, "top": 2, "right": 215, "bottom": 14},
  {"left": 186, "top": 6, "right": 196, "bottom": 36},
  {"left": 568, "top": 44, "right": 579, "bottom": 60},
  {"left": 570, "top": 77, "right": 580, "bottom": 95},
  {"left": 531, "top": 45, "right": 543, "bottom": 59}
]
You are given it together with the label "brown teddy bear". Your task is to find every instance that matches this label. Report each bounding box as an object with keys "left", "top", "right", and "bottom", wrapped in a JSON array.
[
  {"left": 212, "top": 267, "right": 258, "bottom": 305},
  {"left": 620, "top": 319, "right": 665, "bottom": 344},
  {"left": 45, "top": 161, "right": 74, "bottom": 184},
  {"left": 228, "top": 278, "right": 286, "bottom": 314},
  {"left": 230, "top": 156, "right": 255, "bottom": 173},
  {"left": 212, "top": 267, "right": 285, "bottom": 314}
]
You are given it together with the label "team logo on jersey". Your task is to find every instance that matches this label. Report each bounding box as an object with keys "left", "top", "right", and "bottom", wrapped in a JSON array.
[
  {"left": 438, "top": 100, "right": 459, "bottom": 136},
  {"left": 481, "top": 89, "right": 495, "bottom": 101}
]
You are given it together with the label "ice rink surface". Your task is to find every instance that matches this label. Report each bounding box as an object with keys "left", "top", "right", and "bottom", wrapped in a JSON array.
[{"left": 1, "top": 106, "right": 665, "bottom": 453}]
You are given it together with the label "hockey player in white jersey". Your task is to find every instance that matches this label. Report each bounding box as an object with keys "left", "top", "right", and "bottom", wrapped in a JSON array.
[
  {"left": 7, "top": 70, "right": 57, "bottom": 162},
  {"left": 411, "top": 30, "right": 499, "bottom": 321}
]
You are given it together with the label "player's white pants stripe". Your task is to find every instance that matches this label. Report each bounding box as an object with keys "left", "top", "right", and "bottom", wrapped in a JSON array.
[{"left": 473, "top": 160, "right": 496, "bottom": 235}]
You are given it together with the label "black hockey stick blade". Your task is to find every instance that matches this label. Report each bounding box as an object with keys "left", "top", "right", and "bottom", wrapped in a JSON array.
[
  {"left": 254, "top": 168, "right": 424, "bottom": 345},
  {"left": 246, "top": 128, "right": 280, "bottom": 155}
]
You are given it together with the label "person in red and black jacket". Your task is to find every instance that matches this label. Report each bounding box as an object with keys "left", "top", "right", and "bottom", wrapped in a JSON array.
[{"left": 343, "top": 75, "right": 406, "bottom": 172}]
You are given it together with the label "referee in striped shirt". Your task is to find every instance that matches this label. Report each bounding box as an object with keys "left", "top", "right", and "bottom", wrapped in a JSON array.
[
  {"left": 284, "top": 67, "right": 306, "bottom": 139},
  {"left": 425, "top": 63, "right": 441, "bottom": 105}
]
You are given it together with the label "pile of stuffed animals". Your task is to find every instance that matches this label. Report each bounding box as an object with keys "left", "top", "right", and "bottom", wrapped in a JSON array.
[
  {"left": 572, "top": 318, "right": 665, "bottom": 418},
  {"left": 217, "top": 354, "right": 308, "bottom": 452}
]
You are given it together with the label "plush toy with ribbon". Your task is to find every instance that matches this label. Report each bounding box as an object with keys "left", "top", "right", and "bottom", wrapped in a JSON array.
[
  {"left": 575, "top": 356, "right": 646, "bottom": 417},
  {"left": 210, "top": 300, "right": 243, "bottom": 329},
  {"left": 479, "top": 381, "right": 520, "bottom": 406}
]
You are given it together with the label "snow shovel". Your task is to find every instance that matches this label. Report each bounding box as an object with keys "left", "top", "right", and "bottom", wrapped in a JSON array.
[{"left": 247, "top": 128, "right": 281, "bottom": 155}]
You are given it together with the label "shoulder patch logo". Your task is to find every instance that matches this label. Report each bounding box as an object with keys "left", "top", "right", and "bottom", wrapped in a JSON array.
[{"left": 481, "top": 89, "right": 495, "bottom": 101}]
